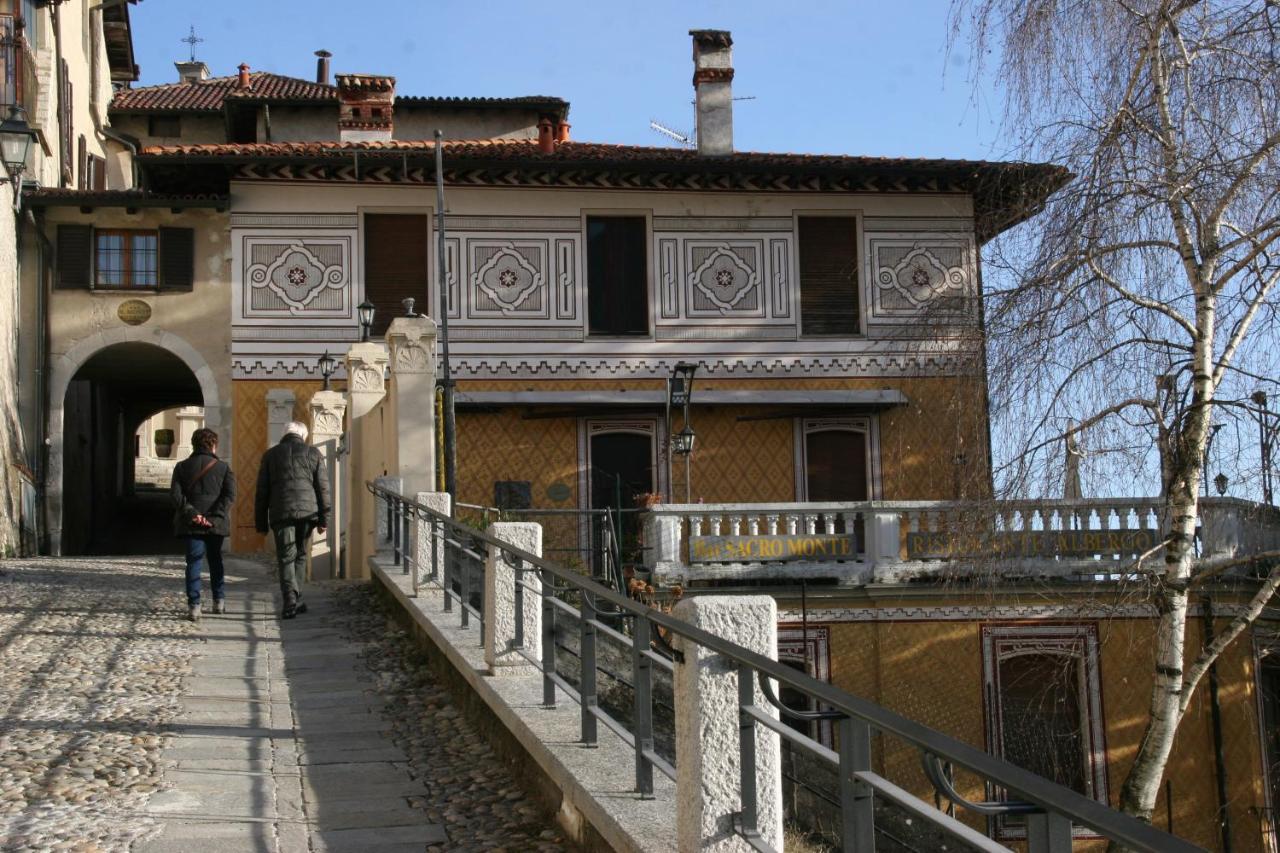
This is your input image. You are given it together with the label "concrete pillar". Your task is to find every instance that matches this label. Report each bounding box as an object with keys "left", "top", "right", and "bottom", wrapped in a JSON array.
[
  {"left": 309, "top": 390, "right": 346, "bottom": 580},
  {"left": 265, "top": 389, "right": 296, "bottom": 446},
  {"left": 414, "top": 491, "right": 451, "bottom": 595},
  {"left": 483, "top": 521, "right": 542, "bottom": 676},
  {"left": 672, "top": 595, "right": 782, "bottom": 852},
  {"left": 868, "top": 511, "right": 904, "bottom": 583},
  {"left": 386, "top": 316, "right": 438, "bottom": 498},
  {"left": 175, "top": 406, "right": 203, "bottom": 457},
  {"left": 345, "top": 342, "right": 389, "bottom": 579},
  {"left": 643, "top": 512, "right": 682, "bottom": 572}
]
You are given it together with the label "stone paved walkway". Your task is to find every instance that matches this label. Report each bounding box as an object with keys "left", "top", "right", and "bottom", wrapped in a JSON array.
[{"left": 0, "top": 555, "right": 566, "bottom": 853}]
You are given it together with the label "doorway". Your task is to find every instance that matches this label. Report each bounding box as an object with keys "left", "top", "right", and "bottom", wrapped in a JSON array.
[
  {"left": 62, "top": 342, "right": 203, "bottom": 555},
  {"left": 364, "top": 213, "right": 430, "bottom": 337},
  {"left": 587, "top": 426, "right": 655, "bottom": 578}
]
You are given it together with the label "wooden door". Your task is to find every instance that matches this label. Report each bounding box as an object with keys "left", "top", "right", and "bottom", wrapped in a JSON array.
[{"left": 364, "top": 214, "right": 429, "bottom": 337}]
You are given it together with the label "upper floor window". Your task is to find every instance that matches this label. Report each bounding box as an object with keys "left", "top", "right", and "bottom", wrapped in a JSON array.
[
  {"left": 798, "top": 216, "right": 860, "bottom": 336},
  {"left": 55, "top": 224, "right": 194, "bottom": 291},
  {"left": 983, "top": 624, "right": 1108, "bottom": 837},
  {"left": 148, "top": 115, "right": 181, "bottom": 137},
  {"left": 586, "top": 215, "right": 648, "bottom": 336},
  {"left": 96, "top": 230, "right": 157, "bottom": 288}
]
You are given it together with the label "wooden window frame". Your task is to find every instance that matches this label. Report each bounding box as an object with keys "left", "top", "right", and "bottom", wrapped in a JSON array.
[
  {"left": 794, "top": 417, "right": 880, "bottom": 501},
  {"left": 793, "top": 210, "right": 865, "bottom": 339},
  {"left": 94, "top": 228, "right": 159, "bottom": 290},
  {"left": 581, "top": 209, "right": 653, "bottom": 339},
  {"left": 981, "top": 623, "right": 1109, "bottom": 840}
]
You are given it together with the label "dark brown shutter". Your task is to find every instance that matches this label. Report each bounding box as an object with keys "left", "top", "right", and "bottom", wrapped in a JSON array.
[
  {"left": 798, "top": 216, "right": 859, "bottom": 336},
  {"left": 364, "top": 214, "right": 429, "bottom": 336},
  {"left": 76, "top": 135, "right": 86, "bottom": 189},
  {"left": 157, "top": 227, "right": 194, "bottom": 291},
  {"left": 55, "top": 224, "right": 92, "bottom": 289},
  {"left": 90, "top": 155, "right": 106, "bottom": 190},
  {"left": 586, "top": 216, "right": 648, "bottom": 336},
  {"left": 59, "top": 59, "right": 71, "bottom": 186}
]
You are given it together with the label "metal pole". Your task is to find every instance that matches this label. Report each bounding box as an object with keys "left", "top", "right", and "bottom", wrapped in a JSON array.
[
  {"left": 434, "top": 130, "right": 458, "bottom": 509},
  {"left": 665, "top": 378, "right": 673, "bottom": 502}
]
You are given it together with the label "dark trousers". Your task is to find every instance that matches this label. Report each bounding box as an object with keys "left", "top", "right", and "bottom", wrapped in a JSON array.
[
  {"left": 183, "top": 534, "right": 226, "bottom": 605},
  {"left": 272, "top": 521, "right": 313, "bottom": 603}
]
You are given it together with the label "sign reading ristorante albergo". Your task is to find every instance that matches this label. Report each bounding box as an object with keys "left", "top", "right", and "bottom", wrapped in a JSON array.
[{"left": 904, "top": 528, "right": 1160, "bottom": 560}]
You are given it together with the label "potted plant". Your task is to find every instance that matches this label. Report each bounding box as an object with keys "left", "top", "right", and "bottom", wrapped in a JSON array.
[{"left": 154, "top": 428, "right": 175, "bottom": 459}]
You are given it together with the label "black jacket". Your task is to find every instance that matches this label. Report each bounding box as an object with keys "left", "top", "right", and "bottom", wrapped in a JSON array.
[
  {"left": 171, "top": 452, "right": 237, "bottom": 537},
  {"left": 255, "top": 434, "right": 330, "bottom": 532}
]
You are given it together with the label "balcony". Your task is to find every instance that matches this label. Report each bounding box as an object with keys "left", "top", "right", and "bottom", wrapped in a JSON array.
[
  {"left": 642, "top": 496, "right": 1280, "bottom": 586},
  {"left": 0, "top": 16, "right": 37, "bottom": 117}
]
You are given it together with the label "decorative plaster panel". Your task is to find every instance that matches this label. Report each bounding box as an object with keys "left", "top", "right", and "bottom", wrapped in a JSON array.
[
  {"left": 468, "top": 240, "right": 548, "bottom": 318},
  {"left": 868, "top": 234, "right": 977, "bottom": 323},
  {"left": 685, "top": 240, "right": 764, "bottom": 316},
  {"left": 658, "top": 238, "right": 680, "bottom": 319}
]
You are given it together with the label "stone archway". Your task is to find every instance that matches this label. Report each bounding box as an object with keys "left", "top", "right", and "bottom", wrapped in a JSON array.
[{"left": 48, "top": 328, "right": 226, "bottom": 555}]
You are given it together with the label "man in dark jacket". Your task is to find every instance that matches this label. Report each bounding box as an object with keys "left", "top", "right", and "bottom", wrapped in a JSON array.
[
  {"left": 171, "top": 427, "right": 237, "bottom": 622},
  {"left": 255, "top": 421, "right": 330, "bottom": 618}
]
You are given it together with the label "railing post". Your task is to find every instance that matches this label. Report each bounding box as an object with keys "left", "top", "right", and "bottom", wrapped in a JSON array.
[
  {"left": 483, "top": 522, "right": 543, "bottom": 675},
  {"left": 633, "top": 614, "right": 655, "bottom": 797},
  {"left": 400, "top": 501, "right": 412, "bottom": 574},
  {"left": 541, "top": 567, "right": 556, "bottom": 708},
  {"left": 1026, "top": 812, "right": 1073, "bottom": 853},
  {"left": 373, "top": 475, "right": 403, "bottom": 557},
  {"left": 391, "top": 496, "right": 402, "bottom": 566},
  {"left": 838, "top": 717, "right": 875, "bottom": 851},
  {"left": 580, "top": 592, "right": 599, "bottom": 746},
  {"left": 672, "top": 595, "right": 782, "bottom": 852},
  {"left": 414, "top": 492, "right": 451, "bottom": 597}
]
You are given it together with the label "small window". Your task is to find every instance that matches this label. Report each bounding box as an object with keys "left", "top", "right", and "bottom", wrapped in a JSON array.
[
  {"left": 586, "top": 215, "right": 648, "bottom": 336},
  {"left": 95, "top": 230, "right": 158, "bottom": 289},
  {"left": 983, "top": 625, "right": 1107, "bottom": 837},
  {"left": 148, "top": 115, "right": 181, "bottom": 137},
  {"left": 798, "top": 216, "right": 859, "bottom": 336}
]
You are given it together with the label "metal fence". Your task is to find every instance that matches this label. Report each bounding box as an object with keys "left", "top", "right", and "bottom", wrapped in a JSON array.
[{"left": 370, "top": 481, "right": 1202, "bottom": 853}]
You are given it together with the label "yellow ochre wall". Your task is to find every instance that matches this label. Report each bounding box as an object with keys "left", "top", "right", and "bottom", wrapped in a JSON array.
[{"left": 810, "top": 602, "right": 1271, "bottom": 851}]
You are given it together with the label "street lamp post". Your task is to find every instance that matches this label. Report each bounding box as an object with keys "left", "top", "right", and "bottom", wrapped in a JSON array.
[
  {"left": 357, "top": 300, "right": 375, "bottom": 342},
  {"left": 317, "top": 351, "right": 336, "bottom": 391},
  {"left": 0, "top": 105, "right": 36, "bottom": 210},
  {"left": 666, "top": 362, "right": 699, "bottom": 502}
]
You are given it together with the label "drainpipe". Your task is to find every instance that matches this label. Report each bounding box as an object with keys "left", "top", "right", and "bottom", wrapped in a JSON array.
[
  {"left": 51, "top": 0, "right": 65, "bottom": 187},
  {"left": 1203, "top": 595, "right": 1235, "bottom": 853},
  {"left": 27, "top": 208, "right": 52, "bottom": 553}
]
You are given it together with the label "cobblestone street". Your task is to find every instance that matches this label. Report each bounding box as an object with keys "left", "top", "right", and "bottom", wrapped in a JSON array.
[{"left": 0, "top": 556, "right": 567, "bottom": 852}]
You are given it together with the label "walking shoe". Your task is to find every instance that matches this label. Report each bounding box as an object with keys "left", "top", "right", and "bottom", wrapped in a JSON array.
[
  {"left": 188, "top": 604, "right": 201, "bottom": 623},
  {"left": 294, "top": 601, "right": 308, "bottom": 616},
  {"left": 281, "top": 603, "right": 296, "bottom": 619},
  {"left": 212, "top": 599, "right": 226, "bottom": 615}
]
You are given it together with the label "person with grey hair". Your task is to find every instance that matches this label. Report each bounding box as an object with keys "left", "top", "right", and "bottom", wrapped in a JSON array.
[
  {"left": 255, "top": 420, "right": 330, "bottom": 618},
  {"left": 171, "top": 427, "right": 236, "bottom": 622}
]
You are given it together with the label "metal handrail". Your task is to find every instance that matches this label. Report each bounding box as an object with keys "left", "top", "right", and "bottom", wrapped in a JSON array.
[{"left": 367, "top": 480, "right": 1202, "bottom": 853}]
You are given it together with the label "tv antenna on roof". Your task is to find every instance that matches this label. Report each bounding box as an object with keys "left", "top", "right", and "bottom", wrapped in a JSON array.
[
  {"left": 181, "top": 25, "right": 204, "bottom": 63},
  {"left": 649, "top": 95, "right": 757, "bottom": 148}
]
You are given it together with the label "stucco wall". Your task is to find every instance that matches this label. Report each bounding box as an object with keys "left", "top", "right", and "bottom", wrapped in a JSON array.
[
  {"left": 394, "top": 107, "right": 541, "bottom": 141},
  {"left": 0, "top": 185, "right": 25, "bottom": 554}
]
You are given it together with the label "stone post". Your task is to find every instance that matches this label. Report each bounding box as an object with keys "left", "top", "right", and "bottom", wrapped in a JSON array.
[
  {"left": 414, "top": 491, "right": 451, "bottom": 596},
  {"left": 386, "top": 316, "right": 438, "bottom": 499},
  {"left": 345, "top": 342, "right": 389, "bottom": 579},
  {"left": 265, "top": 389, "right": 296, "bottom": 445},
  {"left": 175, "top": 406, "right": 204, "bottom": 457},
  {"left": 672, "top": 595, "right": 782, "bottom": 852},
  {"left": 309, "top": 391, "right": 346, "bottom": 580},
  {"left": 643, "top": 511, "right": 682, "bottom": 579},
  {"left": 868, "top": 511, "right": 904, "bottom": 583},
  {"left": 483, "top": 521, "right": 542, "bottom": 676}
]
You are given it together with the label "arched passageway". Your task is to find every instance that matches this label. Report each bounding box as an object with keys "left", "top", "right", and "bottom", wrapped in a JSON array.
[{"left": 61, "top": 342, "right": 202, "bottom": 555}]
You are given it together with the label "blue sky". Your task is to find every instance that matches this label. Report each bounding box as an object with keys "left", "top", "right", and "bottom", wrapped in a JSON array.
[{"left": 127, "top": 0, "right": 1008, "bottom": 160}]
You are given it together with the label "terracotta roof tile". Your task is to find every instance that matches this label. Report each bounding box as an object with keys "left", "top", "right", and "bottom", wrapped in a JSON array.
[{"left": 111, "top": 72, "right": 339, "bottom": 112}]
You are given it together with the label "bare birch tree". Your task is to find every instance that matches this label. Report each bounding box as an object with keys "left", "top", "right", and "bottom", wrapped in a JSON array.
[{"left": 949, "top": 0, "right": 1280, "bottom": 836}]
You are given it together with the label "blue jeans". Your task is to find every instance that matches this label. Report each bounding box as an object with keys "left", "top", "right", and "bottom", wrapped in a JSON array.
[{"left": 184, "top": 534, "right": 226, "bottom": 605}]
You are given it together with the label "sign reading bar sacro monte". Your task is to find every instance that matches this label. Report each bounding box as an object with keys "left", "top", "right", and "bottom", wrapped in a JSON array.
[
  {"left": 905, "top": 528, "right": 1160, "bottom": 561},
  {"left": 690, "top": 534, "right": 857, "bottom": 563}
]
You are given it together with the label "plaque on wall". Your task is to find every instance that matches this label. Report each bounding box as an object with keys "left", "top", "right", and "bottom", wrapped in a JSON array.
[
  {"left": 546, "top": 482, "right": 571, "bottom": 503},
  {"left": 117, "top": 299, "right": 152, "bottom": 326}
]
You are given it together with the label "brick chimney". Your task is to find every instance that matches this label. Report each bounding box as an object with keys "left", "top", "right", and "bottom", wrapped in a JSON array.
[
  {"left": 690, "top": 29, "right": 733, "bottom": 156},
  {"left": 175, "top": 61, "right": 209, "bottom": 83},
  {"left": 336, "top": 74, "right": 395, "bottom": 142},
  {"left": 315, "top": 50, "right": 331, "bottom": 85}
]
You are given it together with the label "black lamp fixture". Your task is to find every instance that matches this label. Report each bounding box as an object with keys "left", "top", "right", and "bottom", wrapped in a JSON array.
[
  {"left": 357, "top": 299, "right": 376, "bottom": 341},
  {"left": 1214, "top": 472, "right": 1229, "bottom": 496},
  {"left": 0, "top": 105, "right": 36, "bottom": 207},
  {"left": 668, "top": 362, "right": 698, "bottom": 408},
  {"left": 317, "top": 350, "right": 336, "bottom": 391},
  {"left": 672, "top": 424, "right": 696, "bottom": 456}
]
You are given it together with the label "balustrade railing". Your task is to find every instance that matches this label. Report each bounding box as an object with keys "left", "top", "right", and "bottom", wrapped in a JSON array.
[
  {"left": 369, "top": 480, "right": 1201, "bottom": 853},
  {"left": 645, "top": 497, "right": 1278, "bottom": 584}
]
